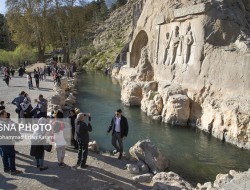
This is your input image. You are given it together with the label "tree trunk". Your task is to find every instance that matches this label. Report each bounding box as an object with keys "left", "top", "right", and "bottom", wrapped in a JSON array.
[
  {"left": 62, "top": 47, "right": 70, "bottom": 63},
  {"left": 38, "top": 46, "right": 45, "bottom": 62}
]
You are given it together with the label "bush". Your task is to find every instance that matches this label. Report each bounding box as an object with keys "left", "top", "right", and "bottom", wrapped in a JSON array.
[{"left": 0, "top": 45, "right": 36, "bottom": 67}]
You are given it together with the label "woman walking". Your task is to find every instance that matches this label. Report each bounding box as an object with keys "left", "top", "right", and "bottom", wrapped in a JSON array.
[
  {"left": 27, "top": 73, "right": 33, "bottom": 89},
  {"left": 4, "top": 70, "right": 11, "bottom": 87},
  {"left": 52, "top": 119, "right": 66, "bottom": 168}
]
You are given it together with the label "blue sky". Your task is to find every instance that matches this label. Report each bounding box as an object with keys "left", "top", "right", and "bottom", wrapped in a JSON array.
[
  {"left": 0, "top": 0, "right": 115, "bottom": 15},
  {"left": 0, "top": 0, "right": 113, "bottom": 15},
  {"left": 0, "top": 0, "right": 6, "bottom": 14}
]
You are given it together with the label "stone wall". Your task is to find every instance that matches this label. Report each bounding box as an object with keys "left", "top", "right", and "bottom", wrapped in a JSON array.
[{"left": 115, "top": 0, "right": 250, "bottom": 149}]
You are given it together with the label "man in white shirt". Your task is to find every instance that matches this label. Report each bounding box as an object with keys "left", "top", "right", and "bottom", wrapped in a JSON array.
[{"left": 107, "top": 109, "right": 129, "bottom": 159}]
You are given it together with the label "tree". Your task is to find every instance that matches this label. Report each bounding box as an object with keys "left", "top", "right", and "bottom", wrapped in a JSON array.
[
  {"left": 6, "top": 0, "right": 52, "bottom": 61},
  {"left": 0, "top": 13, "right": 14, "bottom": 50},
  {"left": 5, "top": 0, "right": 102, "bottom": 63},
  {"left": 100, "top": 0, "right": 108, "bottom": 19}
]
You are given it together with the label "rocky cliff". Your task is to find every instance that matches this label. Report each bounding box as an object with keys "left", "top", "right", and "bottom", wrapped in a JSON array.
[
  {"left": 110, "top": 0, "right": 250, "bottom": 149},
  {"left": 80, "top": 0, "right": 145, "bottom": 70}
]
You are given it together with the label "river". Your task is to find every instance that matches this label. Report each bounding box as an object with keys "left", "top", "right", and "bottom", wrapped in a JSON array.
[{"left": 76, "top": 71, "right": 250, "bottom": 185}]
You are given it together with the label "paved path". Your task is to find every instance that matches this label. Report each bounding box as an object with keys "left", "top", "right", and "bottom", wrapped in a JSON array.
[
  {"left": 0, "top": 73, "right": 150, "bottom": 190},
  {"left": 0, "top": 74, "right": 54, "bottom": 120}
]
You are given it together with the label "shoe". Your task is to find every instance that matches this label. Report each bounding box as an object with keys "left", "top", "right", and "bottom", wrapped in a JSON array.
[
  {"left": 59, "top": 163, "right": 66, "bottom": 168},
  {"left": 113, "top": 150, "right": 118, "bottom": 155},
  {"left": 118, "top": 153, "right": 122, "bottom": 160},
  {"left": 4, "top": 169, "right": 10, "bottom": 173},
  {"left": 73, "top": 163, "right": 80, "bottom": 168},
  {"left": 39, "top": 166, "right": 48, "bottom": 171},
  {"left": 80, "top": 164, "right": 88, "bottom": 168},
  {"left": 10, "top": 170, "right": 23, "bottom": 175}
]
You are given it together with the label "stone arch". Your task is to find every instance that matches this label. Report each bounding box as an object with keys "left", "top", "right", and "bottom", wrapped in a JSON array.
[{"left": 130, "top": 30, "right": 148, "bottom": 68}]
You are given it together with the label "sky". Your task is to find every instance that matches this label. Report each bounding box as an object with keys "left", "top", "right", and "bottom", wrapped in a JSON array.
[
  {"left": 0, "top": 0, "right": 6, "bottom": 14},
  {"left": 0, "top": 0, "right": 115, "bottom": 15}
]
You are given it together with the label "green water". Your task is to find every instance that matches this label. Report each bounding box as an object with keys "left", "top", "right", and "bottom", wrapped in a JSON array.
[{"left": 76, "top": 72, "right": 250, "bottom": 185}]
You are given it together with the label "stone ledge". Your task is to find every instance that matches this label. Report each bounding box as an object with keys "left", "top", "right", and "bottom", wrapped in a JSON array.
[{"left": 174, "top": 3, "right": 210, "bottom": 18}]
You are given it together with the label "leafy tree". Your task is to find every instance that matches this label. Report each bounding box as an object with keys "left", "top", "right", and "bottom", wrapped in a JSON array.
[
  {"left": 5, "top": 0, "right": 107, "bottom": 63},
  {"left": 6, "top": 0, "right": 52, "bottom": 61},
  {"left": 0, "top": 13, "right": 14, "bottom": 50}
]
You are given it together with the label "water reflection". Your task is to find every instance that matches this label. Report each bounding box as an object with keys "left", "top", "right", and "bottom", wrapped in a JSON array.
[{"left": 77, "top": 72, "right": 250, "bottom": 185}]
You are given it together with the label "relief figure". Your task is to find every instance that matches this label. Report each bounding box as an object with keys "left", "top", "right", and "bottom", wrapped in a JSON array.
[
  {"left": 163, "top": 32, "right": 171, "bottom": 64},
  {"left": 183, "top": 24, "right": 193, "bottom": 64},
  {"left": 166, "top": 26, "right": 180, "bottom": 65}
]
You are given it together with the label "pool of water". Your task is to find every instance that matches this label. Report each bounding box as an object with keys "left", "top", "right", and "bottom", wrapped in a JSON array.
[{"left": 76, "top": 72, "right": 250, "bottom": 185}]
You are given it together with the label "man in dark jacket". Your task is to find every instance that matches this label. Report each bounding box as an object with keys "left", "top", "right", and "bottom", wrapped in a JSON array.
[
  {"left": 0, "top": 110, "right": 23, "bottom": 175},
  {"left": 107, "top": 109, "right": 128, "bottom": 159},
  {"left": 12, "top": 91, "right": 26, "bottom": 121},
  {"left": 75, "top": 113, "right": 92, "bottom": 168}
]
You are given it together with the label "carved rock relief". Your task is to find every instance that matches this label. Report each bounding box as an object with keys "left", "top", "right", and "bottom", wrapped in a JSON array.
[{"left": 158, "top": 22, "right": 195, "bottom": 66}]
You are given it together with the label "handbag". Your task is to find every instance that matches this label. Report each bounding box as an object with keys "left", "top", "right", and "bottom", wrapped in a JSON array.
[{"left": 44, "top": 144, "right": 52, "bottom": 152}]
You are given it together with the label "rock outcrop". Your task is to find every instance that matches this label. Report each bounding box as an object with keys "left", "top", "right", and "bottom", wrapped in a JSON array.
[
  {"left": 110, "top": 0, "right": 250, "bottom": 149},
  {"left": 81, "top": 0, "right": 145, "bottom": 70},
  {"left": 129, "top": 139, "right": 169, "bottom": 174},
  {"left": 151, "top": 172, "right": 193, "bottom": 190},
  {"left": 196, "top": 169, "right": 250, "bottom": 190}
]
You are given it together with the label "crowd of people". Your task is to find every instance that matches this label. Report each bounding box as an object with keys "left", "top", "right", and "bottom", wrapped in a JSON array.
[
  {"left": 0, "top": 90, "right": 94, "bottom": 174},
  {"left": 0, "top": 61, "right": 129, "bottom": 178},
  {"left": 0, "top": 97, "right": 129, "bottom": 176},
  {"left": 1, "top": 60, "right": 77, "bottom": 89}
]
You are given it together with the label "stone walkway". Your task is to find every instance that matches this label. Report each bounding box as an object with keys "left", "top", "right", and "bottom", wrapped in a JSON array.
[{"left": 0, "top": 72, "right": 151, "bottom": 190}]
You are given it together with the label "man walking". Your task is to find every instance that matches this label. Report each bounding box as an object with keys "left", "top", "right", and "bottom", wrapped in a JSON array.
[{"left": 107, "top": 109, "right": 128, "bottom": 159}]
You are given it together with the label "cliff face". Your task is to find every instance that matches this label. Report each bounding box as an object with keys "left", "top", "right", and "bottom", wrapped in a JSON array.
[
  {"left": 81, "top": 0, "right": 145, "bottom": 70},
  {"left": 112, "top": 0, "right": 250, "bottom": 149}
]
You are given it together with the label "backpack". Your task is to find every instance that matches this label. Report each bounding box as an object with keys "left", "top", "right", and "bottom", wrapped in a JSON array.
[{"left": 20, "top": 99, "right": 31, "bottom": 111}]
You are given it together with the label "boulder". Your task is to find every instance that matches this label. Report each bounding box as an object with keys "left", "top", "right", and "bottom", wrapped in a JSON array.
[
  {"left": 162, "top": 94, "right": 190, "bottom": 126},
  {"left": 88, "top": 141, "right": 99, "bottom": 153},
  {"left": 196, "top": 169, "right": 250, "bottom": 190},
  {"left": 142, "top": 81, "right": 158, "bottom": 94},
  {"left": 136, "top": 160, "right": 149, "bottom": 173},
  {"left": 126, "top": 164, "right": 140, "bottom": 174},
  {"left": 121, "top": 81, "right": 143, "bottom": 106},
  {"left": 60, "top": 77, "right": 68, "bottom": 90},
  {"left": 65, "top": 93, "right": 77, "bottom": 105},
  {"left": 53, "top": 86, "right": 66, "bottom": 96},
  {"left": 152, "top": 172, "right": 193, "bottom": 190},
  {"left": 49, "top": 94, "right": 65, "bottom": 106},
  {"left": 129, "top": 139, "right": 168, "bottom": 174},
  {"left": 132, "top": 173, "right": 153, "bottom": 183}
]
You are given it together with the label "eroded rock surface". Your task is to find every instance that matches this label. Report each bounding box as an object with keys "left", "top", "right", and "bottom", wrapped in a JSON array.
[{"left": 112, "top": 0, "right": 250, "bottom": 149}]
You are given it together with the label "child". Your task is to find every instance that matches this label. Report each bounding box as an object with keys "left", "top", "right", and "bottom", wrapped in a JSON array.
[{"left": 52, "top": 118, "right": 66, "bottom": 168}]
